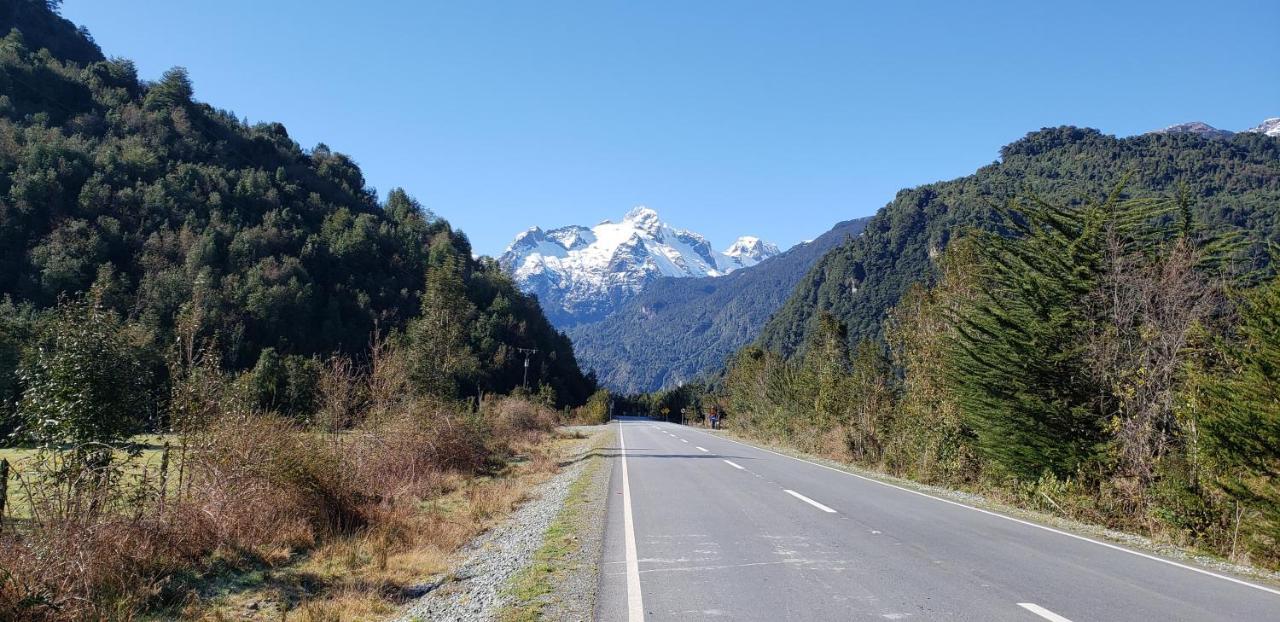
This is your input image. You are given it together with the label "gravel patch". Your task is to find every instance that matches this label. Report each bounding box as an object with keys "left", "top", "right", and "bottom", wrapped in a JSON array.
[
  {"left": 397, "top": 426, "right": 610, "bottom": 622},
  {"left": 536, "top": 428, "right": 614, "bottom": 621}
]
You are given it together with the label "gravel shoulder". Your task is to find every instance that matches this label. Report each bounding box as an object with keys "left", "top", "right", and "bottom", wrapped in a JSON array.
[{"left": 397, "top": 424, "right": 614, "bottom": 622}]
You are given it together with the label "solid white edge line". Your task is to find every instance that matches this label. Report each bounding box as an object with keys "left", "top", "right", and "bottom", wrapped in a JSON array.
[
  {"left": 619, "top": 423, "right": 645, "bottom": 621},
  {"left": 697, "top": 428, "right": 1280, "bottom": 597},
  {"left": 723, "top": 459, "right": 745, "bottom": 470},
  {"left": 785, "top": 489, "right": 838, "bottom": 513},
  {"left": 1017, "top": 603, "right": 1073, "bottom": 622},
  {"left": 696, "top": 446, "right": 708, "bottom": 452}
]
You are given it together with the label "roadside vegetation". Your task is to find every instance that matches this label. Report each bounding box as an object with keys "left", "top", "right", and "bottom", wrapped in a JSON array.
[
  {"left": 690, "top": 190, "right": 1280, "bottom": 571},
  {"left": 0, "top": 295, "right": 582, "bottom": 621},
  {"left": 0, "top": 5, "right": 604, "bottom": 620}
]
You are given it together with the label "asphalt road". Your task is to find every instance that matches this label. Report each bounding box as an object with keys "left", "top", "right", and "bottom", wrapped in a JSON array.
[{"left": 597, "top": 418, "right": 1280, "bottom": 621}]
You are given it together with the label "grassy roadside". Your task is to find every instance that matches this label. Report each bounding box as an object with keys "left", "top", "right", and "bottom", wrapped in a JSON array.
[
  {"left": 498, "top": 426, "right": 614, "bottom": 622},
  {"left": 705, "top": 425, "right": 1280, "bottom": 588},
  {"left": 184, "top": 429, "right": 597, "bottom": 621}
]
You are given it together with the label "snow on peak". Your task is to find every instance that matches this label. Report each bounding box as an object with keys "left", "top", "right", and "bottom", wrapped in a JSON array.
[
  {"left": 498, "top": 207, "right": 779, "bottom": 325},
  {"left": 718, "top": 236, "right": 782, "bottom": 272},
  {"left": 1151, "top": 121, "right": 1233, "bottom": 139},
  {"left": 1148, "top": 117, "right": 1280, "bottom": 139},
  {"left": 1245, "top": 117, "right": 1280, "bottom": 137}
]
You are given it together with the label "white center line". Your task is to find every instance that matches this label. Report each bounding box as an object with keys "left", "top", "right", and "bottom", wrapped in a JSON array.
[
  {"left": 619, "top": 424, "right": 644, "bottom": 621},
  {"left": 1017, "top": 603, "right": 1072, "bottom": 622},
  {"left": 681, "top": 439, "right": 689, "bottom": 443},
  {"left": 723, "top": 460, "right": 745, "bottom": 470},
  {"left": 785, "top": 489, "right": 837, "bottom": 513},
  {"left": 699, "top": 429, "right": 1280, "bottom": 597},
  {"left": 696, "top": 446, "right": 708, "bottom": 452}
]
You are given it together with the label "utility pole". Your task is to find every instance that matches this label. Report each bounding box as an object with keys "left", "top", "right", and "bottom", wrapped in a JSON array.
[{"left": 516, "top": 347, "right": 539, "bottom": 389}]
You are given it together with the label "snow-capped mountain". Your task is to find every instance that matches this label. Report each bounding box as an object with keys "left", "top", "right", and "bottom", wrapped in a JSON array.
[
  {"left": 499, "top": 206, "right": 780, "bottom": 326},
  {"left": 1151, "top": 121, "right": 1235, "bottom": 139},
  {"left": 1246, "top": 117, "right": 1280, "bottom": 137},
  {"left": 1149, "top": 117, "right": 1280, "bottom": 139}
]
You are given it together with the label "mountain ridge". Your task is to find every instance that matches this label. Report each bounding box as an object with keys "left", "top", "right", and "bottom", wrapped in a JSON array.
[
  {"left": 759, "top": 124, "right": 1280, "bottom": 358},
  {"left": 566, "top": 216, "right": 871, "bottom": 392},
  {"left": 498, "top": 206, "right": 779, "bottom": 326}
]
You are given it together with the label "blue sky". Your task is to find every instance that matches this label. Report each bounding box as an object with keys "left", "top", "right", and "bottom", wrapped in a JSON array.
[{"left": 62, "top": 1, "right": 1280, "bottom": 256}]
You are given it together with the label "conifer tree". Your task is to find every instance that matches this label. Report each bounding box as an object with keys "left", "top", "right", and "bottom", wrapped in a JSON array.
[
  {"left": 1203, "top": 276, "right": 1280, "bottom": 553},
  {"left": 946, "top": 193, "right": 1178, "bottom": 480},
  {"left": 407, "top": 233, "right": 479, "bottom": 398}
]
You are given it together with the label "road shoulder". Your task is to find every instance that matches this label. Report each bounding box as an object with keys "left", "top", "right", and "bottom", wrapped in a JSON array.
[{"left": 498, "top": 424, "right": 615, "bottom": 621}]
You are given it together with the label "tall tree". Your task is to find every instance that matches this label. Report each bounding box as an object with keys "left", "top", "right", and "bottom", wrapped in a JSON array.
[
  {"left": 1202, "top": 275, "right": 1280, "bottom": 557},
  {"left": 406, "top": 233, "right": 479, "bottom": 398}
]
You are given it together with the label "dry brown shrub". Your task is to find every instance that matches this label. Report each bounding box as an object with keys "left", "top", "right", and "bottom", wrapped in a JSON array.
[
  {"left": 487, "top": 397, "right": 557, "bottom": 443},
  {"left": 0, "top": 475, "right": 204, "bottom": 622},
  {"left": 183, "top": 413, "right": 365, "bottom": 555}
]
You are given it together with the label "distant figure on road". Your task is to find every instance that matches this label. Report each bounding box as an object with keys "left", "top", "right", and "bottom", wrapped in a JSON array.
[{"left": 709, "top": 407, "right": 721, "bottom": 430}]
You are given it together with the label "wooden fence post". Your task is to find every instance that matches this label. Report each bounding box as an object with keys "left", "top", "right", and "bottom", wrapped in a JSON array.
[
  {"left": 157, "top": 442, "right": 170, "bottom": 513},
  {"left": 0, "top": 458, "right": 9, "bottom": 529}
]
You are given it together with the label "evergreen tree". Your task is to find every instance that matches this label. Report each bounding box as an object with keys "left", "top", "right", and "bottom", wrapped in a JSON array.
[
  {"left": 407, "top": 234, "right": 479, "bottom": 398},
  {"left": 946, "top": 193, "right": 1179, "bottom": 480},
  {"left": 143, "top": 66, "right": 193, "bottom": 110},
  {"left": 1202, "top": 276, "right": 1280, "bottom": 555}
]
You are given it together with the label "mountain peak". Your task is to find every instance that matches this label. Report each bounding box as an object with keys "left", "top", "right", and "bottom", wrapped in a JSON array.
[
  {"left": 498, "top": 208, "right": 779, "bottom": 326},
  {"left": 1152, "top": 121, "right": 1234, "bottom": 139},
  {"left": 1246, "top": 117, "right": 1280, "bottom": 137}
]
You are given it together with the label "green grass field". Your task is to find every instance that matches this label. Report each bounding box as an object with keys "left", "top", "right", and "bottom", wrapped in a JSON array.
[{"left": 0, "top": 434, "right": 179, "bottom": 520}]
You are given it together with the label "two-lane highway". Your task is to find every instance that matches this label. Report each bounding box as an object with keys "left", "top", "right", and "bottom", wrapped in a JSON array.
[{"left": 597, "top": 418, "right": 1280, "bottom": 621}]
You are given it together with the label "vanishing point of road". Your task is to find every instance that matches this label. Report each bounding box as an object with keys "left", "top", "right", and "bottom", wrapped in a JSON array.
[{"left": 597, "top": 417, "right": 1280, "bottom": 621}]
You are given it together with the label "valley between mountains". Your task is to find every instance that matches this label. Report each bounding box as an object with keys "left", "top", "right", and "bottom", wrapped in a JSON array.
[{"left": 2, "top": 2, "right": 1280, "bottom": 621}]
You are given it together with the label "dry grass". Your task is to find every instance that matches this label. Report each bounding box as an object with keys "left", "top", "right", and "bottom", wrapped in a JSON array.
[{"left": 0, "top": 391, "right": 565, "bottom": 622}]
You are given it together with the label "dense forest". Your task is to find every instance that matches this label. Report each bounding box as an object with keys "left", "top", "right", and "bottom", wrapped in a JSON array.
[
  {"left": 567, "top": 216, "right": 870, "bottom": 393},
  {"left": 0, "top": 0, "right": 595, "bottom": 436},
  {"left": 707, "top": 175, "right": 1280, "bottom": 568},
  {"left": 0, "top": 4, "right": 604, "bottom": 619},
  {"left": 760, "top": 127, "right": 1280, "bottom": 356}
]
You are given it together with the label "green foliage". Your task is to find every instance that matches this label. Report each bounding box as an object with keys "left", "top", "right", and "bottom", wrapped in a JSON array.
[
  {"left": 407, "top": 234, "right": 480, "bottom": 398},
  {"left": 16, "top": 292, "right": 161, "bottom": 447},
  {"left": 142, "top": 66, "right": 192, "bottom": 110},
  {"left": 0, "top": 5, "right": 596, "bottom": 412},
  {"left": 946, "top": 193, "right": 1192, "bottom": 480},
  {"left": 567, "top": 217, "right": 870, "bottom": 393},
  {"left": 247, "top": 348, "right": 320, "bottom": 419},
  {"left": 577, "top": 389, "right": 611, "bottom": 424},
  {"left": 761, "top": 127, "right": 1280, "bottom": 358},
  {"left": 1202, "top": 276, "right": 1280, "bottom": 557}
]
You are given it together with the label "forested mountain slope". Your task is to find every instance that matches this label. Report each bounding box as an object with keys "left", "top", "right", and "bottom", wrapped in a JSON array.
[
  {"left": 568, "top": 216, "right": 869, "bottom": 392},
  {"left": 759, "top": 127, "right": 1280, "bottom": 356},
  {"left": 0, "top": 1, "right": 593, "bottom": 408}
]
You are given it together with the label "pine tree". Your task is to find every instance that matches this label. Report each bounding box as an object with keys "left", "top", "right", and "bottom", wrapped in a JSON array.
[
  {"left": 406, "top": 233, "right": 479, "bottom": 398},
  {"left": 1203, "top": 276, "right": 1280, "bottom": 556},
  {"left": 946, "top": 192, "right": 1179, "bottom": 480}
]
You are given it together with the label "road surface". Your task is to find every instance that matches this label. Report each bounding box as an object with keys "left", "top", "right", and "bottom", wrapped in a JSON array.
[{"left": 597, "top": 418, "right": 1280, "bottom": 621}]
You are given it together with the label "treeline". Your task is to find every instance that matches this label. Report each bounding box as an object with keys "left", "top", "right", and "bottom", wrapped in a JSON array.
[
  {"left": 0, "top": 1, "right": 596, "bottom": 442},
  {"left": 714, "top": 190, "right": 1280, "bottom": 568},
  {"left": 0, "top": 2, "right": 600, "bottom": 619},
  {"left": 760, "top": 126, "right": 1280, "bottom": 357},
  {"left": 566, "top": 216, "right": 871, "bottom": 394}
]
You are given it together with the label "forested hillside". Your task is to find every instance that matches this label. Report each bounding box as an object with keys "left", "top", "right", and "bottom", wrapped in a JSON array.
[
  {"left": 760, "top": 127, "right": 1280, "bottom": 355},
  {"left": 0, "top": 4, "right": 599, "bottom": 618},
  {"left": 0, "top": 1, "right": 594, "bottom": 417},
  {"left": 567, "top": 216, "right": 870, "bottom": 393}
]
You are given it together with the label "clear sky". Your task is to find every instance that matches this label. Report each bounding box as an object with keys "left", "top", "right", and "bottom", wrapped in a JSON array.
[{"left": 62, "top": 0, "right": 1280, "bottom": 256}]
